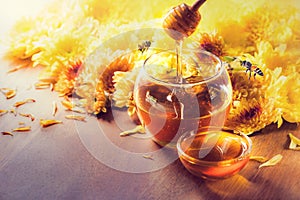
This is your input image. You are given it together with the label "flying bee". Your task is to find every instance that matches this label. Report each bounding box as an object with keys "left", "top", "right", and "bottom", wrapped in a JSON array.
[
  {"left": 138, "top": 40, "right": 152, "bottom": 54},
  {"left": 240, "top": 60, "right": 264, "bottom": 79},
  {"left": 223, "top": 56, "right": 263, "bottom": 79}
]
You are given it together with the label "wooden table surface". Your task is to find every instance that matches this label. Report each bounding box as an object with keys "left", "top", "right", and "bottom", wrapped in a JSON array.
[{"left": 1, "top": 58, "right": 300, "bottom": 200}]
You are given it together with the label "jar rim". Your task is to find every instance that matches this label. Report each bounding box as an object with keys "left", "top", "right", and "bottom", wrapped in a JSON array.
[{"left": 142, "top": 48, "right": 224, "bottom": 87}]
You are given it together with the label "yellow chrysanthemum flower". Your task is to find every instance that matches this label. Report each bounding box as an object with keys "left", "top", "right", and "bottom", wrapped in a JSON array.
[
  {"left": 102, "top": 51, "right": 140, "bottom": 94},
  {"left": 266, "top": 71, "right": 300, "bottom": 123},
  {"left": 5, "top": 16, "right": 55, "bottom": 64},
  {"left": 196, "top": 32, "right": 226, "bottom": 57},
  {"left": 111, "top": 50, "right": 157, "bottom": 108},
  {"left": 216, "top": 21, "right": 253, "bottom": 56},
  {"left": 226, "top": 97, "right": 278, "bottom": 135},
  {"left": 74, "top": 48, "right": 127, "bottom": 114},
  {"left": 31, "top": 17, "right": 101, "bottom": 94},
  {"left": 113, "top": 67, "right": 141, "bottom": 108},
  {"left": 5, "top": 0, "right": 84, "bottom": 62},
  {"left": 280, "top": 74, "right": 300, "bottom": 123},
  {"left": 224, "top": 56, "right": 282, "bottom": 134},
  {"left": 76, "top": 77, "right": 107, "bottom": 115},
  {"left": 33, "top": 16, "right": 100, "bottom": 65},
  {"left": 203, "top": 1, "right": 299, "bottom": 56},
  {"left": 54, "top": 59, "right": 83, "bottom": 96},
  {"left": 255, "top": 41, "right": 300, "bottom": 75},
  {"left": 92, "top": 79, "right": 107, "bottom": 115}
]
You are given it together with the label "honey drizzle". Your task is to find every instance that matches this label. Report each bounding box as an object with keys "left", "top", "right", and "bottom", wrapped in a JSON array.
[{"left": 175, "top": 40, "right": 184, "bottom": 84}]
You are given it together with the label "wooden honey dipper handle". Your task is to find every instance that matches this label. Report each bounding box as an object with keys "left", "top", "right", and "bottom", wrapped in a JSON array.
[{"left": 191, "top": 0, "right": 207, "bottom": 12}]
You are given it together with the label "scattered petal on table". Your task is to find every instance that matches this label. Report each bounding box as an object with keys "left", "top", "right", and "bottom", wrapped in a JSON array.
[
  {"left": 40, "top": 119, "right": 63, "bottom": 128},
  {"left": 259, "top": 154, "right": 283, "bottom": 169}
]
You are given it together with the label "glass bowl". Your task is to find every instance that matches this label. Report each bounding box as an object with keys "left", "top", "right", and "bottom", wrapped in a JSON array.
[{"left": 177, "top": 127, "right": 252, "bottom": 180}]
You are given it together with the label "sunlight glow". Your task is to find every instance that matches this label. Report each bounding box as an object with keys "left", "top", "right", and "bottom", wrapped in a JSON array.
[{"left": 0, "top": 0, "right": 55, "bottom": 35}]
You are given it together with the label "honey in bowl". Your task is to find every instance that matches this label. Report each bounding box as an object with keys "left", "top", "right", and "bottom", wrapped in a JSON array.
[{"left": 177, "top": 130, "right": 252, "bottom": 180}]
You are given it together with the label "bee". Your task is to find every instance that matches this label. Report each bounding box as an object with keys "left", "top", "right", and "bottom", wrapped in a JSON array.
[
  {"left": 223, "top": 56, "right": 263, "bottom": 79},
  {"left": 138, "top": 40, "right": 152, "bottom": 53},
  {"left": 240, "top": 60, "right": 264, "bottom": 79}
]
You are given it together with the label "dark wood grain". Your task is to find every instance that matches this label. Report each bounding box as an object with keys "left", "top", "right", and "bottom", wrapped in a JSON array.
[{"left": 0, "top": 59, "right": 300, "bottom": 200}]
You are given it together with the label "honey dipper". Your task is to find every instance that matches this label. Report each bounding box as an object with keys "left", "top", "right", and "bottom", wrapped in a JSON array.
[{"left": 163, "top": 0, "right": 207, "bottom": 40}]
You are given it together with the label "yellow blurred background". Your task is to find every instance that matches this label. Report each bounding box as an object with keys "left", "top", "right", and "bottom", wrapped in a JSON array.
[
  {"left": 0, "top": 0, "right": 53, "bottom": 35},
  {"left": 1, "top": 0, "right": 299, "bottom": 35},
  {"left": 0, "top": 0, "right": 299, "bottom": 53}
]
